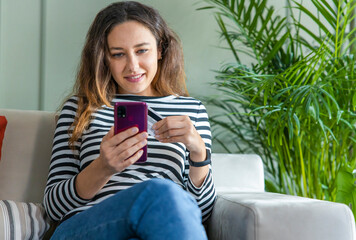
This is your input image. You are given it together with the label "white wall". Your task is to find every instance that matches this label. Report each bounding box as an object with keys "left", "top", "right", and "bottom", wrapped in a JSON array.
[
  {"left": 0, "top": 0, "right": 236, "bottom": 111},
  {"left": 0, "top": 1, "right": 332, "bottom": 111},
  {"left": 2, "top": 0, "right": 321, "bottom": 111},
  {"left": 0, "top": 0, "right": 42, "bottom": 110}
]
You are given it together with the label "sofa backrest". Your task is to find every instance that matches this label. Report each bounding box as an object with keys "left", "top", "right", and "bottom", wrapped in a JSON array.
[
  {"left": 0, "top": 109, "right": 56, "bottom": 203},
  {"left": 211, "top": 153, "right": 264, "bottom": 193},
  {"left": 0, "top": 109, "right": 265, "bottom": 204}
]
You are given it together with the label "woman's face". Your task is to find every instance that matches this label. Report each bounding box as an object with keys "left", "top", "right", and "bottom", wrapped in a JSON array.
[{"left": 107, "top": 20, "right": 161, "bottom": 96}]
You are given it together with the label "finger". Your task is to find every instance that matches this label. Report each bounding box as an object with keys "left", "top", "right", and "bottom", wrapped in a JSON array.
[
  {"left": 155, "top": 128, "right": 185, "bottom": 140},
  {"left": 158, "top": 136, "right": 181, "bottom": 143},
  {"left": 117, "top": 138, "right": 147, "bottom": 160},
  {"left": 152, "top": 116, "right": 185, "bottom": 130},
  {"left": 108, "top": 127, "right": 139, "bottom": 147},
  {"left": 121, "top": 149, "right": 144, "bottom": 169},
  {"left": 154, "top": 117, "right": 187, "bottom": 135},
  {"left": 155, "top": 121, "right": 190, "bottom": 139},
  {"left": 152, "top": 118, "right": 167, "bottom": 131},
  {"left": 113, "top": 131, "right": 148, "bottom": 156},
  {"left": 99, "top": 132, "right": 147, "bottom": 172}
]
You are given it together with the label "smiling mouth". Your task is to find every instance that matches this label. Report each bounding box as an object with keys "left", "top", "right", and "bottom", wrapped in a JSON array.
[{"left": 125, "top": 73, "right": 145, "bottom": 82}]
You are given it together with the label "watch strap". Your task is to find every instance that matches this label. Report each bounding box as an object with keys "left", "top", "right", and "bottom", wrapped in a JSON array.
[{"left": 188, "top": 149, "right": 211, "bottom": 167}]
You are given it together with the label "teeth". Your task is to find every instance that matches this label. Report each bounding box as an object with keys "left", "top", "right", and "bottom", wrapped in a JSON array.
[{"left": 131, "top": 74, "right": 142, "bottom": 79}]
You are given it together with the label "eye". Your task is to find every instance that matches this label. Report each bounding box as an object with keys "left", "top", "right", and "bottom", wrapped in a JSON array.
[
  {"left": 137, "top": 49, "right": 148, "bottom": 54},
  {"left": 111, "top": 52, "right": 124, "bottom": 58}
]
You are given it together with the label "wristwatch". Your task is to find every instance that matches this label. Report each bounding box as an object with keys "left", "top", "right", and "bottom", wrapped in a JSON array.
[{"left": 188, "top": 149, "right": 211, "bottom": 167}]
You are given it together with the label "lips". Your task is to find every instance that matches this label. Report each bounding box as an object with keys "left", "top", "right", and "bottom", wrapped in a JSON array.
[{"left": 125, "top": 73, "right": 145, "bottom": 82}]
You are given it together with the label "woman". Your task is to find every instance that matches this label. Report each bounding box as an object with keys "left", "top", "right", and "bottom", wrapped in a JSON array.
[{"left": 44, "top": 1, "right": 216, "bottom": 239}]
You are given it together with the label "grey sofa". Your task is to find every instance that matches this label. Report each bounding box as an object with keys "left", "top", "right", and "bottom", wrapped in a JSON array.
[{"left": 0, "top": 108, "right": 355, "bottom": 240}]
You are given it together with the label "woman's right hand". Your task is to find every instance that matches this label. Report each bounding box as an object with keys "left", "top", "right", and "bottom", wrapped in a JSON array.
[
  {"left": 98, "top": 126, "right": 148, "bottom": 176},
  {"left": 75, "top": 126, "right": 147, "bottom": 200}
]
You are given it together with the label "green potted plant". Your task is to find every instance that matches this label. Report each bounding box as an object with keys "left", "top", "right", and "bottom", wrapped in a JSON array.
[{"left": 199, "top": 0, "right": 356, "bottom": 218}]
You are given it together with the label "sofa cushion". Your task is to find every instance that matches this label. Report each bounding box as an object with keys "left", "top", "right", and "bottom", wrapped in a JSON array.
[
  {"left": 0, "top": 116, "right": 7, "bottom": 160},
  {"left": 0, "top": 200, "right": 50, "bottom": 240}
]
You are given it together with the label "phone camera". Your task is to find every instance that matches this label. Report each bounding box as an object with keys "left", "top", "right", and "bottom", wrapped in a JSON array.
[{"left": 117, "top": 106, "right": 126, "bottom": 118}]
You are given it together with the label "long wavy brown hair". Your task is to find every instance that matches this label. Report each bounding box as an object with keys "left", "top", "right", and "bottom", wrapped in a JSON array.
[{"left": 66, "top": 1, "right": 188, "bottom": 148}]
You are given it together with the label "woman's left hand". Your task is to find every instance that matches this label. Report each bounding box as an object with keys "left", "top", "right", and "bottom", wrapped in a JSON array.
[
  {"left": 153, "top": 116, "right": 209, "bottom": 187},
  {"left": 152, "top": 116, "right": 205, "bottom": 157}
]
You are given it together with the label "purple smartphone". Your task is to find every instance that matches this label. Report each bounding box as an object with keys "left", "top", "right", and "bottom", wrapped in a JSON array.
[{"left": 114, "top": 102, "right": 148, "bottom": 163}]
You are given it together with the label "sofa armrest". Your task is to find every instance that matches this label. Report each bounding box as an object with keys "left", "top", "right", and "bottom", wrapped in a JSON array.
[{"left": 206, "top": 192, "right": 355, "bottom": 240}]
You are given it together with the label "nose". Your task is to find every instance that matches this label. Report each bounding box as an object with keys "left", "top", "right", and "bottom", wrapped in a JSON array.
[{"left": 126, "top": 54, "right": 139, "bottom": 73}]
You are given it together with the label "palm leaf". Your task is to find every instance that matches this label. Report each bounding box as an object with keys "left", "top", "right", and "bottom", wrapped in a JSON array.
[{"left": 199, "top": 0, "right": 356, "bottom": 203}]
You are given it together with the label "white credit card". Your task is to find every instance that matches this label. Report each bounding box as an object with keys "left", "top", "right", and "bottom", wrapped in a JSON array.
[{"left": 147, "top": 106, "right": 163, "bottom": 136}]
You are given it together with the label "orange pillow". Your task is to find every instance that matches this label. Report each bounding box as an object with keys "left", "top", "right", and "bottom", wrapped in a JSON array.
[{"left": 0, "top": 116, "right": 7, "bottom": 160}]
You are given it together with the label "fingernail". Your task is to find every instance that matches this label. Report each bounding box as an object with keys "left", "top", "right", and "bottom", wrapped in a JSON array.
[
  {"left": 132, "top": 127, "right": 138, "bottom": 133},
  {"left": 142, "top": 132, "right": 148, "bottom": 138}
]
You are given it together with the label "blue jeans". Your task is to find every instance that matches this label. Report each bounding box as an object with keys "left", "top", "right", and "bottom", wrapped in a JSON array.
[{"left": 50, "top": 178, "right": 208, "bottom": 240}]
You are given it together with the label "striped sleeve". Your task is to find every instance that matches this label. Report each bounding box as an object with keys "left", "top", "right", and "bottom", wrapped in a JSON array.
[
  {"left": 43, "top": 97, "right": 90, "bottom": 221},
  {"left": 185, "top": 101, "right": 216, "bottom": 223}
]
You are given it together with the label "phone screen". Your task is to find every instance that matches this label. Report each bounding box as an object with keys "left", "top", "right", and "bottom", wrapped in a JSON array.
[{"left": 114, "top": 102, "right": 148, "bottom": 163}]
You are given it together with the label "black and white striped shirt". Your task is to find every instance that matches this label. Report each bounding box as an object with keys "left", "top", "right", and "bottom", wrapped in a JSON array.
[{"left": 44, "top": 94, "right": 216, "bottom": 223}]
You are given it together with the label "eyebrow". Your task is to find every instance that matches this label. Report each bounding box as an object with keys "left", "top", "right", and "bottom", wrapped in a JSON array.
[{"left": 109, "top": 42, "right": 150, "bottom": 50}]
